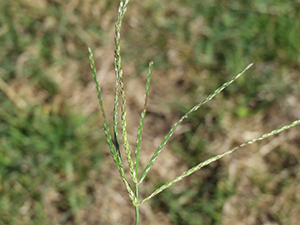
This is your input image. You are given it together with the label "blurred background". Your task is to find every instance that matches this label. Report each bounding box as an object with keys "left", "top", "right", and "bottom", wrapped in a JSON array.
[{"left": 1, "top": 0, "right": 300, "bottom": 224}]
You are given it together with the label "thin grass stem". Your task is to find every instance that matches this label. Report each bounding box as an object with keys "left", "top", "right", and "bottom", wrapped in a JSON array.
[
  {"left": 135, "top": 62, "right": 153, "bottom": 181},
  {"left": 88, "top": 47, "right": 135, "bottom": 201},
  {"left": 135, "top": 182, "right": 139, "bottom": 225},
  {"left": 120, "top": 77, "right": 136, "bottom": 182},
  {"left": 113, "top": 68, "right": 121, "bottom": 157},
  {"left": 89, "top": 48, "right": 118, "bottom": 164},
  {"left": 114, "top": 0, "right": 136, "bottom": 182}
]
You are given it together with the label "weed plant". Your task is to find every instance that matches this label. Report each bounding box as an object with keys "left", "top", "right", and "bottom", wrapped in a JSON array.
[{"left": 89, "top": 1, "right": 300, "bottom": 224}]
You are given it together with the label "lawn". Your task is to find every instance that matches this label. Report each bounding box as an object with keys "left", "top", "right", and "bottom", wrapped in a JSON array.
[{"left": 0, "top": 0, "right": 299, "bottom": 224}]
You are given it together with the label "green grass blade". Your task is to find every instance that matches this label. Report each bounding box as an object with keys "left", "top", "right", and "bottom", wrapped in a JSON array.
[
  {"left": 89, "top": 47, "right": 135, "bottom": 200},
  {"left": 135, "top": 62, "right": 153, "bottom": 181},
  {"left": 140, "top": 119, "right": 300, "bottom": 204},
  {"left": 138, "top": 63, "right": 254, "bottom": 184}
]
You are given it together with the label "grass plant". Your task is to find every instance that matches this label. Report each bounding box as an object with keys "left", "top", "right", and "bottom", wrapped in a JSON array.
[
  {"left": 1, "top": 0, "right": 299, "bottom": 224},
  {"left": 89, "top": 1, "right": 300, "bottom": 224}
]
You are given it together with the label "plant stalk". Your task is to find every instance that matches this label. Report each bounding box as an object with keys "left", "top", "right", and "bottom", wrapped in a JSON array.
[{"left": 135, "top": 183, "right": 139, "bottom": 225}]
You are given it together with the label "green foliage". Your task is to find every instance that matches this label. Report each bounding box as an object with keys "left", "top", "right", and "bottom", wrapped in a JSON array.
[
  {"left": 123, "top": 0, "right": 300, "bottom": 117},
  {"left": 153, "top": 179, "right": 235, "bottom": 225},
  {"left": 0, "top": 104, "right": 103, "bottom": 224}
]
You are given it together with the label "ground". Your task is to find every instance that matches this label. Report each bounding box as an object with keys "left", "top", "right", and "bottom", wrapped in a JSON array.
[{"left": 0, "top": 0, "right": 300, "bottom": 224}]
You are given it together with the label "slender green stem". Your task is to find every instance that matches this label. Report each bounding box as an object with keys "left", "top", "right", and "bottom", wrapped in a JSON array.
[
  {"left": 138, "top": 63, "right": 253, "bottom": 185},
  {"left": 135, "top": 62, "right": 153, "bottom": 180},
  {"left": 113, "top": 69, "right": 121, "bottom": 157},
  {"left": 140, "top": 119, "right": 300, "bottom": 204},
  {"left": 89, "top": 47, "right": 135, "bottom": 201},
  {"left": 135, "top": 206, "right": 139, "bottom": 225},
  {"left": 135, "top": 182, "right": 139, "bottom": 225},
  {"left": 89, "top": 48, "right": 118, "bottom": 165},
  {"left": 120, "top": 76, "right": 136, "bottom": 182},
  {"left": 114, "top": 0, "right": 136, "bottom": 182}
]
